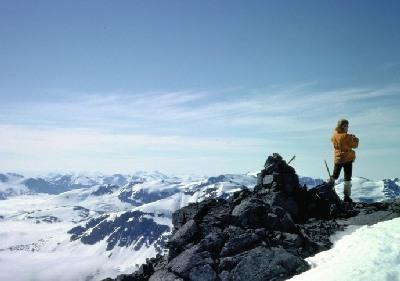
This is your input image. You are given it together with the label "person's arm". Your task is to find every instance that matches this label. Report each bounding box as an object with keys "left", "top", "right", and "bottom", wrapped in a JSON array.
[{"left": 347, "top": 134, "right": 359, "bottom": 148}]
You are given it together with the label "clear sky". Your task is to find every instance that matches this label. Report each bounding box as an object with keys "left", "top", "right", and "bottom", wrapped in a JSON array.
[{"left": 1, "top": 0, "right": 399, "bottom": 179}]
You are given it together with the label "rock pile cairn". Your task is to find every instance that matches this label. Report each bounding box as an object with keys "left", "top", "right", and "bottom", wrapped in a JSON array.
[{"left": 105, "top": 153, "right": 400, "bottom": 281}]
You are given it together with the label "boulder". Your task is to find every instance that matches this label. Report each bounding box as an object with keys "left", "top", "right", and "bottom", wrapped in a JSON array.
[
  {"left": 198, "top": 232, "right": 226, "bottom": 257},
  {"left": 166, "top": 246, "right": 215, "bottom": 279},
  {"left": 226, "top": 246, "right": 309, "bottom": 281},
  {"left": 149, "top": 270, "right": 183, "bottom": 281},
  {"left": 231, "top": 198, "right": 270, "bottom": 228},
  {"left": 168, "top": 219, "right": 199, "bottom": 248},
  {"left": 220, "top": 230, "right": 264, "bottom": 257},
  {"left": 188, "top": 264, "right": 218, "bottom": 281}
]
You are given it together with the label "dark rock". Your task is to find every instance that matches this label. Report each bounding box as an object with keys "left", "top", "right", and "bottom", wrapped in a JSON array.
[
  {"left": 27, "top": 215, "right": 61, "bottom": 224},
  {"left": 230, "top": 188, "right": 252, "bottom": 208},
  {"left": 219, "top": 271, "right": 231, "bottom": 281},
  {"left": 258, "top": 191, "right": 301, "bottom": 223},
  {"left": 336, "top": 200, "right": 400, "bottom": 226},
  {"left": 189, "top": 264, "right": 218, "bottom": 281},
  {"left": 69, "top": 211, "right": 170, "bottom": 252},
  {"left": 172, "top": 201, "right": 212, "bottom": 230},
  {"left": 219, "top": 255, "right": 241, "bottom": 273},
  {"left": 383, "top": 178, "right": 400, "bottom": 199},
  {"left": 220, "top": 233, "right": 262, "bottom": 257},
  {"left": 149, "top": 270, "right": 183, "bottom": 281},
  {"left": 198, "top": 232, "right": 226, "bottom": 257},
  {"left": 273, "top": 207, "right": 296, "bottom": 232},
  {"left": 231, "top": 198, "right": 270, "bottom": 228},
  {"left": 166, "top": 246, "right": 215, "bottom": 279},
  {"left": 169, "top": 220, "right": 199, "bottom": 248},
  {"left": 227, "top": 246, "right": 309, "bottom": 281},
  {"left": 104, "top": 153, "right": 400, "bottom": 281},
  {"left": 199, "top": 201, "right": 232, "bottom": 233},
  {"left": 263, "top": 153, "right": 296, "bottom": 176},
  {"left": 281, "top": 233, "right": 303, "bottom": 248},
  {"left": 168, "top": 219, "right": 201, "bottom": 259}
]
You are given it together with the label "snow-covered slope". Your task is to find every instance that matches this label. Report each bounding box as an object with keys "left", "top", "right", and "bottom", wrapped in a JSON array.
[
  {"left": 289, "top": 217, "right": 400, "bottom": 281},
  {"left": 0, "top": 172, "right": 257, "bottom": 281},
  {"left": 0, "top": 172, "right": 28, "bottom": 198},
  {"left": 333, "top": 177, "right": 400, "bottom": 203},
  {"left": 0, "top": 171, "right": 173, "bottom": 199},
  {"left": 289, "top": 177, "right": 400, "bottom": 281},
  {"left": 0, "top": 172, "right": 398, "bottom": 281}
]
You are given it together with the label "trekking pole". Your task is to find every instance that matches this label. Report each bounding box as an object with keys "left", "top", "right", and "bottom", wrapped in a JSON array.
[
  {"left": 287, "top": 155, "right": 296, "bottom": 165},
  {"left": 324, "top": 160, "right": 332, "bottom": 180}
]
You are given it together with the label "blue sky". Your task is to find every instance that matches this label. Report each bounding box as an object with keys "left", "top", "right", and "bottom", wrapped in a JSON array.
[{"left": 1, "top": 0, "right": 399, "bottom": 179}]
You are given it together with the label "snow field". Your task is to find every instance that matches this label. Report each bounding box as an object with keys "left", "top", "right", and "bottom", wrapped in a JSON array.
[{"left": 290, "top": 217, "right": 400, "bottom": 281}]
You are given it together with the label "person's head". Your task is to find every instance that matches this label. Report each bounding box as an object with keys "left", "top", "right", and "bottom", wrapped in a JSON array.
[{"left": 336, "top": 119, "right": 349, "bottom": 133}]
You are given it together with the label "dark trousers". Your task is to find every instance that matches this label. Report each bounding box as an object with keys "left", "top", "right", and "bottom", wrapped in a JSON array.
[{"left": 332, "top": 161, "right": 353, "bottom": 181}]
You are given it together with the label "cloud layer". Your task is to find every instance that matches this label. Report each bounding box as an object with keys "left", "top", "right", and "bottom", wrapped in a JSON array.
[{"left": 1, "top": 84, "right": 399, "bottom": 178}]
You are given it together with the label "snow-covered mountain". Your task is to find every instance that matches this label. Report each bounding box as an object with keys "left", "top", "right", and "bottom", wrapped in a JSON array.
[
  {"left": 0, "top": 171, "right": 257, "bottom": 281},
  {"left": 0, "top": 172, "right": 28, "bottom": 198},
  {"left": 0, "top": 172, "right": 161, "bottom": 199},
  {"left": 333, "top": 177, "right": 400, "bottom": 202},
  {"left": 0, "top": 172, "right": 398, "bottom": 281}
]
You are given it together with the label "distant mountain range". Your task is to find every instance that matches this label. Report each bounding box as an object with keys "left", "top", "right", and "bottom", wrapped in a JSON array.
[{"left": 0, "top": 171, "right": 398, "bottom": 281}]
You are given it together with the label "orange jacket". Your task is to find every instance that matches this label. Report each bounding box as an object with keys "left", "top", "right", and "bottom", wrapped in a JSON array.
[{"left": 331, "top": 132, "right": 359, "bottom": 164}]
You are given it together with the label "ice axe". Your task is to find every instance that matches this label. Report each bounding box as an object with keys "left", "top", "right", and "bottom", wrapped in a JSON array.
[
  {"left": 324, "top": 160, "right": 335, "bottom": 186},
  {"left": 287, "top": 155, "right": 296, "bottom": 165},
  {"left": 324, "top": 160, "right": 331, "bottom": 178}
]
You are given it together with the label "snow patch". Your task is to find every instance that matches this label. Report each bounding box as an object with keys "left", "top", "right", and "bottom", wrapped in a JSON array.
[{"left": 289, "top": 217, "right": 400, "bottom": 281}]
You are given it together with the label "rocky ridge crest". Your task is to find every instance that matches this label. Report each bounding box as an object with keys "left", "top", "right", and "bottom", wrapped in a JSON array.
[{"left": 105, "top": 153, "right": 400, "bottom": 281}]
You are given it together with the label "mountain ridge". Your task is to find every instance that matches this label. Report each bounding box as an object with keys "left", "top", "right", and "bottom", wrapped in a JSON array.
[
  {"left": 0, "top": 167, "right": 399, "bottom": 281},
  {"left": 102, "top": 154, "right": 400, "bottom": 281}
]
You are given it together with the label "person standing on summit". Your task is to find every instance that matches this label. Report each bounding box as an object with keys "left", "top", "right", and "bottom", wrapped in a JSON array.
[{"left": 330, "top": 119, "right": 359, "bottom": 203}]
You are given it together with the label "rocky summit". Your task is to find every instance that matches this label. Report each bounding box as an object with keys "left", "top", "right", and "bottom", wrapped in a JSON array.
[{"left": 104, "top": 153, "right": 400, "bottom": 281}]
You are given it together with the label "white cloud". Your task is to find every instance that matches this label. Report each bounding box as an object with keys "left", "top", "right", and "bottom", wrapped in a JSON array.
[
  {"left": 2, "top": 84, "right": 399, "bottom": 133},
  {"left": 0, "top": 124, "right": 279, "bottom": 174},
  {"left": 0, "top": 125, "right": 276, "bottom": 153},
  {"left": 1, "top": 84, "right": 399, "bottom": 178}
]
